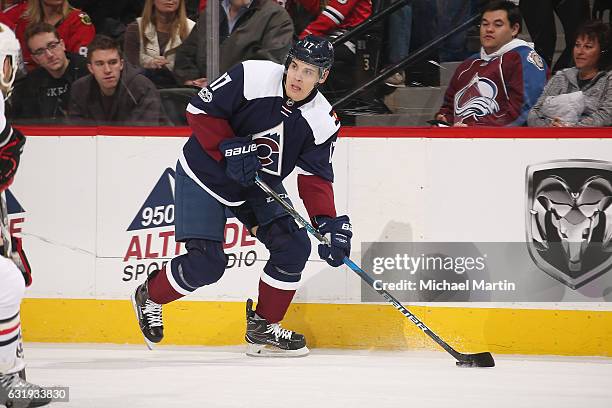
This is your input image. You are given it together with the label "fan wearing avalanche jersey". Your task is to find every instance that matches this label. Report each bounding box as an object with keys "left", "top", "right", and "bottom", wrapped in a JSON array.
[
  {"left": 435, "top": 0, "right": 548, "bottom": 127},
  {"left": 132, "top": 35, "right": 352, "bottom": 357}
]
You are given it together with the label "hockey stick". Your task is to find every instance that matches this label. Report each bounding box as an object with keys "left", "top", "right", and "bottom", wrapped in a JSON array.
[{"left": 254, "top": 175, "right": 495, "bottom": 367}]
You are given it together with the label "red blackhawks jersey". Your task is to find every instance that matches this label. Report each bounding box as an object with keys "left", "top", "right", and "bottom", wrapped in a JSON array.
[
  {"left": 0, "top": 11, "right": 10, "bottom": 27},
  {"left": 3, "top": 3, "right": 95, "bottom": 69},
  {"left": 294, "top": 0, "right": 371, "bottom": 38},
  {"left": 437, "top": 39, "right": 549, "bottom": 126}
]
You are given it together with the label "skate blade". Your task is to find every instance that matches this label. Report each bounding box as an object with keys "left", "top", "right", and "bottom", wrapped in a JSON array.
[
  {"left": 246, "top": 343, "right": 310, "bottom": 357},
  {"left": 130, "top": 293, "right": 156, "bottom": 351}
]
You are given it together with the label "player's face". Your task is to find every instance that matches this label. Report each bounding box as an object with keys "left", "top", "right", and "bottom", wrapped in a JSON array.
[
  {"left": 574, "top": 35, "right": 601, "bottom": 72},
  {"left": 285, "top": 59, "right": 329, "bottom": 102},
  {"left": 480, "top": 10, "right": 519, "bottom": 54},
  {"left": 155, "top": 0, "right": 179, "bottom": 13},
  {"left": 29, "top": 32, "right": 67, "bottom": 75},
  {"left": 87, "top": 49, "right": 124, "bottom": 96}
]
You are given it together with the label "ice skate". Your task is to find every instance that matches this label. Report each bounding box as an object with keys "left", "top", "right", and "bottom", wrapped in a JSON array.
[
  {"left": 0, "top": 372, "right": 51, "bottom": 407},
  {"left": 245, "top": 299, "right": 309, "bottom": 357},
  {"left": 131, "top": 282, "right": 164, "bottom": 350}
]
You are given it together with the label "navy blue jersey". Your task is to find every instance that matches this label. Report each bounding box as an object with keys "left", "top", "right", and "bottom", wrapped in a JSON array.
[{"left": 181, "top": 60, "right": 340, "bottom": 207}]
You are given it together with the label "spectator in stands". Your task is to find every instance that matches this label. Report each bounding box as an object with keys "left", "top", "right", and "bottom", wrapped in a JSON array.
[
  {"left": 434, "top": 1, "right": 548, "bottom": 126},
  {"left": 436, "top": 0, "right": 477, "bottom": 63},
  {"left": 173, "top": 0, "right": 293, "bottom": 88},
  {"left": 10, "top": 22, "right": 87, "bottom": 121},
  {"left": 70, "top": 0, "right": 145, "bottom": 40},
  {"left": 383, "top": 0, "right": 411, "bottom": 87},
  {"left": 528, "top": 21, "right": 612, "bottom": 127},
  {"left": 519, "top": 0, "right": 590, "bottom": 72},
  {"left": 3, "top": 0, "right": 95, "bottom": 70},
  {"left": 69, "top": 35, "right": 165, "bottom": 125},
  {"left": 124, "top": 0, "right": 195, "bottom": 88},
  {"left": 294, "top": 0, "right": 371, "bottom": 96}
]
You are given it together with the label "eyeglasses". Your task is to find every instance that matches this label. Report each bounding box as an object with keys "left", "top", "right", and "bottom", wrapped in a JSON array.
[{"left": 31, "top": 40, "right": 62, "bottom": 57}]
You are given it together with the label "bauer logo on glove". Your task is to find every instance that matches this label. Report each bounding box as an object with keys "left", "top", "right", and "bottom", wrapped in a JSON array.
[
  {"left": 316, "top": 215, "right": 352, "bottom": 267},
  {"left": 224, "top": 143, "right": 258, "bottom": 157},
  {"left": 219, "top": 137, "right": 262, "bottom": 187}
]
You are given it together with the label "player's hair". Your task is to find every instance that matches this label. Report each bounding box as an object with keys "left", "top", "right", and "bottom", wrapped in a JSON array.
[
  {"left": 25, "top": 0, "right": 71, "bottom": 25},
  {"left": 24, "top": 22, "right": 60, "bottom": 50},
  {"left": 575, "top": 20, "right": 611, "bottom": 71},
  {"left": 139, "top": 0, "right": 190, "bottom": 51},
  {"left": 481, "top": 0, "right": 522, "bottom": 34},
  {"left": 86, "top": 35, "right": 123, "bottom": 62}
]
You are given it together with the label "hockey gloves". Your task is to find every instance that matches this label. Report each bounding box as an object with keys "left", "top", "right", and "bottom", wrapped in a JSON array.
[
  {"left": 316, "top": 215, "right": 352, "bottom": 267},
  {"left": 219, "top": 137, "right": 262, "bottom": 187}
]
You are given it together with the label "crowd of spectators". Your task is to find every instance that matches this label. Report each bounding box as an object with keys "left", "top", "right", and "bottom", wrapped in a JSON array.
[
  {"left": 0, "top": 0, "right": 370, "bottom": 125},
  {"left": 0, "top": 0, "right": 610, "bottom": 127}
]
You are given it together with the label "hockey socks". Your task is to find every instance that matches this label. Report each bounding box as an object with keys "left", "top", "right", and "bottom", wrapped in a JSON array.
[
  {"left": 255, "top": 279, "right": 295, "bottom": 323},
  {"left": 146, "top": 268, "right": 184, "bottom": 304}
]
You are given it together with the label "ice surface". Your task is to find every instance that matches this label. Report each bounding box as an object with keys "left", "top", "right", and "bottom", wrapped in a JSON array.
[{"left": 21, "top": 344, "right": 612, "bottom": 408}]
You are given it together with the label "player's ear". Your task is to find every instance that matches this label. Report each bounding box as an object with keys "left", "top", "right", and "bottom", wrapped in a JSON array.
[
  {"left": 86, "top": 62, "right": 94, "bottom": 75},
  {"left": 319, "top": 69, "right": 330, "bottom": 84}
]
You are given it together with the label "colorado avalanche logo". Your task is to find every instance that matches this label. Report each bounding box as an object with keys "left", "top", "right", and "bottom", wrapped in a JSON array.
[
  {"left": 526, "top": 160, "right": 612, "bottom": 289},
  {"left": 253, "top": 122, "right": 284, "bottom": 176},
  {"left": 454, "top": 74, "right": 500, "bottom": 121},
  {"left": 527, "top": 51, "right": 545, "bottom": 71}
]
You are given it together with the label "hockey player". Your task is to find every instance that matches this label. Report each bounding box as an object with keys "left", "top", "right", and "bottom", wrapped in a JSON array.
[
  {"left": 0, "top": 23, "right": 51, "bottom": 408},
  {"left": 132, "top": 35, "right": 352, "bottom": 357}
]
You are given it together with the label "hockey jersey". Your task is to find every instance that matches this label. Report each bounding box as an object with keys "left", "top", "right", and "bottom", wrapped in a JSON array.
[
  {"left": 3, "top": 3, "right": 95, "bottom": 69},
  {"left": 297, "top": 0, "right": 371, "bottom": 38},
  {"left": 183, "top": 60, "right": 340, "bottom": 218},
  {"left": 437, "top": 39, "right": 549, "bottom": 126}
]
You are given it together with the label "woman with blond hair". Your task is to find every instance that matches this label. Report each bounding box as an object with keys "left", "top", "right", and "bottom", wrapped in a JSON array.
[
  {"left": 3, "top": 0, "right": 95, "bottom": 70},
  {"left": 124, "top": 0, "right": 195, "bottom": 87}
]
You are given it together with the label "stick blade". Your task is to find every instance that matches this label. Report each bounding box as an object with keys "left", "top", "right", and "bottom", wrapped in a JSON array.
[{"left": 456, "top": 352, "right": 495, "bottom": 368}]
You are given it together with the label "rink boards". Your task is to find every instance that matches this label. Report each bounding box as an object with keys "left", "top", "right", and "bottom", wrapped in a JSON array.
[{"left": 12, "top": 126, "right": 612, "bottom": 356}]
